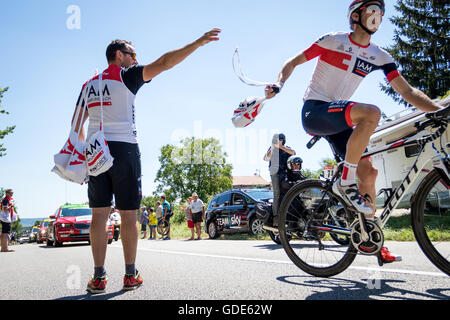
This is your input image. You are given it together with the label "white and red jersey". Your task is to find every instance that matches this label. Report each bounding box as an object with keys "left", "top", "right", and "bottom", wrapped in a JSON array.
[
  {"left": 303, "top": 32, "right": 401, "bottom": 102},
  {"left": 77, "top": 64, "right": 150, "bottom": 144}
]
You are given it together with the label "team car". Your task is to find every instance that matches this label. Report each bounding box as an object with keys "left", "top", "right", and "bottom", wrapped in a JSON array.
[
  {"left": 37, "top": 218, "right": 53, "bottom": 244},
  {"left": 205, "top": 189, "right": 273, "bottom": 239},
  {"left": 29, "top": 226, "right": 41, "bottom": 243},
  {"left": 46, "top": 204, "right": 113, "bottom": 247}
]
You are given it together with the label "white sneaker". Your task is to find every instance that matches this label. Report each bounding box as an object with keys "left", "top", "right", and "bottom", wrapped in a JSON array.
[{"left": 332, "top": 180, "right": 373, "bottom": 216}]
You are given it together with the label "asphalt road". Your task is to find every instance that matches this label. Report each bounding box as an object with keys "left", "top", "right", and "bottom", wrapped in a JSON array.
[{"left": 1, "top": 239, "right": 448, "bottom": 301}]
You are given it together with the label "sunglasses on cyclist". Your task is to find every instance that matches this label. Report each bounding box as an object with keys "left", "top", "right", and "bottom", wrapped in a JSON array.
[
  {"left": 121, "top": 50, "right": 137, "bottom": 60},
  {"left": 362, "top": 4, "right": 385, "bottom": 16}
]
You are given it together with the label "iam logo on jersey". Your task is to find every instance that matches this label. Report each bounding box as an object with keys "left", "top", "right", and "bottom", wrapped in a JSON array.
[{"left": 352, "top": 58, "right": 377, "bottom": 78}]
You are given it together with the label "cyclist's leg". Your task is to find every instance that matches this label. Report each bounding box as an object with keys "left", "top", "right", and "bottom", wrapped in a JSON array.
[
  {"left": 345, "top": 103, "right": 381, "bottom": 165},
  {"left": 357, "top": 157, "right": 378, "bottom": 218},
  {"left": 302, "top": 100, "right": 374, "bottom": 215}
]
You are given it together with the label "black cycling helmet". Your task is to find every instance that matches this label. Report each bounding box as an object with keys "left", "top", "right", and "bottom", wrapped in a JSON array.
[
  {"left": 287, "top": 155, "right": 303, "bottom": 171},
  {"left": 348, "top": 0, "right": 385, "bottom": 35}
]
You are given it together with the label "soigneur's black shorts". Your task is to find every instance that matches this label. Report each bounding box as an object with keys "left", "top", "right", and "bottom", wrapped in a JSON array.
[
  {"left": 88, "top": 142, "right": 142, "bottom": 211},
  {"left": 302, "top": 100, "right": 356, "bottom": 160}
]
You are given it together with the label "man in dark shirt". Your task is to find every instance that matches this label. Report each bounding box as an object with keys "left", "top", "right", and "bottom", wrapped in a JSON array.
[
  {"left": 264, "top": 134, "right": 296, "bottom": 226},
  {"left": 74, "top": 28, "right": 221, "bottom": 294}
]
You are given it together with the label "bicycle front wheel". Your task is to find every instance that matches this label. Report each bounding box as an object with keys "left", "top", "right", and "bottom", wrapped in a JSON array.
[
  {"left": 278, "top": 179, "right": 357, "bottom": 278},
  {"left": 411, "top": 170, "right": 450, "bottom": 276}
]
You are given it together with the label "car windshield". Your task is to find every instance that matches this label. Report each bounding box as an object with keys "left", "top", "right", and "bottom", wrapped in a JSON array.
[
  {"left": 60, "top": 208, "right": 92, "bottom": 218},
  {"left": 245, "top": 190, "right": 273, "bottom": 201}
]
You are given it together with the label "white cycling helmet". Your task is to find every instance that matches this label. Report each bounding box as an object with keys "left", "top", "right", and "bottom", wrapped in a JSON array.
[
  {"left": 287, "top": 155, "right": 303, "bottom": 171},
  {"left": 232, "top": 97, "right": 266, "bottom": 128}
]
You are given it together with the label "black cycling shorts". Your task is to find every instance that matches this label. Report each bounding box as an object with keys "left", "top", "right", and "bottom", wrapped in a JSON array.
[
  {"left": 302, "top": 100, "right": 356, "bottom": 160},
  {"left": 88, "top": 142, "right": 142, "bottom": 211}
]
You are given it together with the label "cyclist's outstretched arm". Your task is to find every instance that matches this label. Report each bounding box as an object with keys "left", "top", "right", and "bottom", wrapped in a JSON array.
[
  {"left": 265, "top": 52, "right": 308, "bottom": 99},
  {"left": 142, "top": 28, "right": 221, "bottom": 82},
  {"left": 390, "top": 75, "right": 442, "bottom": 113}
]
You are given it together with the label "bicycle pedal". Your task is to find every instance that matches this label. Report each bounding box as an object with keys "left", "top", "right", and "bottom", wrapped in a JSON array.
[{"left": 263, "top": 225, "right": 278, "bottom": 233}]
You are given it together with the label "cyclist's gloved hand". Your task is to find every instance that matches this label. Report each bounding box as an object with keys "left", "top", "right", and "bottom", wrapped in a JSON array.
[{"left": 265, "top": 82, "right": 284, "bottom": 99}]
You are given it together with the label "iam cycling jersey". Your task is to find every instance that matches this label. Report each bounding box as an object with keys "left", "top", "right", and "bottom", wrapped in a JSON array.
[
  {"left": 77, "top": 64, "right": 150, "bottom": 144},
  {"left": 303, "top": 32, "right": 401, "bottom": 102}
]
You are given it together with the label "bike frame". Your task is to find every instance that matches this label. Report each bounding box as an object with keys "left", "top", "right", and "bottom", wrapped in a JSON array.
[{"left": 315, "top": 122, "right": 449, "bottom": 236}]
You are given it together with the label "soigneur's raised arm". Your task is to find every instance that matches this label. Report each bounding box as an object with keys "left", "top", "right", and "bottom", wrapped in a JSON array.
[{"left": 142, "top": 28, "right": 221, "bottom": 82}]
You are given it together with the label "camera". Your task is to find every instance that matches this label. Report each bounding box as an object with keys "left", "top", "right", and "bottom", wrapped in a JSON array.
[{"left": 272, "top": 133, "right": 286, "bottom": 146}]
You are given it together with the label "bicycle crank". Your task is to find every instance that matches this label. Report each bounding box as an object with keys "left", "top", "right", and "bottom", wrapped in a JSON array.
[{"left": 350, "top": 220, "right": 384, "bottom": 256}]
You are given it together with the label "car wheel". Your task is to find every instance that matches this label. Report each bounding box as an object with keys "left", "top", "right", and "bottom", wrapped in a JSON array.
[
  {"left": 207, "top": 222, "right": 219, "bottom": 239},
  {"left": 249, "top": 217, "right": 265, "bottom": 236},
  {"left": 46, "top": 238, "right": 53, "bottom": 246},
  {"left": 53, "top": 230, "right": 62, "bottom": 247}
]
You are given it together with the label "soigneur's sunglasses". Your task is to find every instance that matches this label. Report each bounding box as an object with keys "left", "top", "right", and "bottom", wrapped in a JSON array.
[{"left": 121, "top": 50, "right": 137, "bottom": 60}]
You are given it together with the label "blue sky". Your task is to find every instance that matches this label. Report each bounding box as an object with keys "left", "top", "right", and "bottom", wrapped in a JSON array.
[{"left": 1, "top": 0, "right": 406, "bottom": 218}]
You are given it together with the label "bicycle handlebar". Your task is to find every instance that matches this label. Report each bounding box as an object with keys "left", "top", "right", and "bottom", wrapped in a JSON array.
[{"left": 426, "top": 105, "right": 450, "bottom": 121}]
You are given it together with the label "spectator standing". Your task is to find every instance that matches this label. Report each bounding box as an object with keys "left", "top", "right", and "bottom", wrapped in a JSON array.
[
  {"left": 160, "top": 196, "right": 171, "bottom": 240},
  {"left": 148, "top": 208, "right": 157, "bottom": 240},
  {"left": 1, "top": 189, "right": 15, "bottom": 253},
  {"left": 139, "top": 206, "right": 149, "bottom": 239},
  {"left": 184, "top": 197, "right": 195, "bottom": 240},
  {"left": 155, "top": 201, "right": 163, "bottom": 239},
  {"left": 190, "top": 193, "right": 205, "bottom": 240}
]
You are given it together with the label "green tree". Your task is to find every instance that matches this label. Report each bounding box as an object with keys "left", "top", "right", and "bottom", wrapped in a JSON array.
[
  {"left": 154, "top": 137, "right": 233, "bottom": 204},
  {"left": 380, "top": 1, "right": 449, "bottom": 106},
  {"left": 0, "top": 87, "right": 15, "bottom": 157}
]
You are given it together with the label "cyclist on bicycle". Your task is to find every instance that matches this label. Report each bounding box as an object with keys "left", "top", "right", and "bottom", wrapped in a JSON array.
[{"left": 265, "top": 0, "right": 442, "bottom": 262}]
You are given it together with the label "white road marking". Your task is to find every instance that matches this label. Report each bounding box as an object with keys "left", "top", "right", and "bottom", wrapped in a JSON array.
[{"left": 110, "top": 244, "right": 448, "bottom": 278}]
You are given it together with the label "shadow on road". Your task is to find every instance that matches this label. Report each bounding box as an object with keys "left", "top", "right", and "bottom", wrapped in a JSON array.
[
  {"left": 37, "top": 243, "right": 91, "bottom": 249},
  {"left": 55, "top": 290, "right": 128, "bottom": 301},
  {"left": 277, "top": 275, "right": 449, "bottom": 300},
  {"left": 253, "top": 243, "right": 284, "bottom": 251}
]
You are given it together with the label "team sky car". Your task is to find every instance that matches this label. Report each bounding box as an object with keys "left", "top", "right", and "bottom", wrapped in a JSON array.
[
  {"left": 205, "top": 189, "right": 273, "bottom": 239},
  {"left": 37, "top": 218, "right": 53, "bottom": 244},
  {"left": 46, "top": 204, "right": 113, "bottom": 247}
]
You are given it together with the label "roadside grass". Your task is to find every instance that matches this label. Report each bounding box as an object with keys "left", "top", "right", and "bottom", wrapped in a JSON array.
[{"left": 142, "top": 214, "right": 450, "bottom": 242}]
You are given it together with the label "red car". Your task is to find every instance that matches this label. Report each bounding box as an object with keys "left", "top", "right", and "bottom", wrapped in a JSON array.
[
  {"left": 37, "top": 218, "right": 53, "bottom": 244},
  {"left": 46, "top": 204, "right": 113, "bottom": 247}
]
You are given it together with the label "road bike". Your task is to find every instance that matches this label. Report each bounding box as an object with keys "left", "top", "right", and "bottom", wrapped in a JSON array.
[{"left": 278, "top": 106, "right": 450, "bottom": 277}]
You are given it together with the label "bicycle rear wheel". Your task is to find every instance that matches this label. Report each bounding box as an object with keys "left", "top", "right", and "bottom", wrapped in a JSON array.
[
  {"left": 411, "top": 170, "right": 450, "bottom": 276},
  {"left": 278, "top": 179, "right": 357, "bottom": 278}
]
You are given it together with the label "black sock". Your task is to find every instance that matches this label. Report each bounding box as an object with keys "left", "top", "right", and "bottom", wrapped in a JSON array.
[
  {"left": 126, "top": 264, "right": 137, "bottom": 276},
  {"left": 94, "top": 266, "right": 106, "bottom": 278}
]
